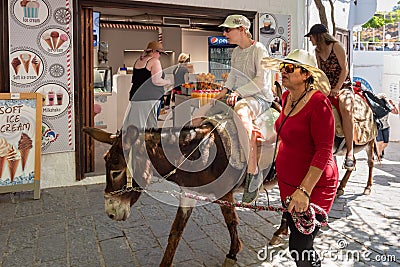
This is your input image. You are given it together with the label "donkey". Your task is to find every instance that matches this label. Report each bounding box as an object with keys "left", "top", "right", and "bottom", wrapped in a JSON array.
[{"left": 84, "top": 121, "right": 278, "bottom": 267}]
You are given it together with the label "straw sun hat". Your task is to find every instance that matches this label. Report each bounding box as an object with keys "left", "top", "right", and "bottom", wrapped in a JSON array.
[{"left": 261, "top": 49, "right": 331, "bottom": 96}]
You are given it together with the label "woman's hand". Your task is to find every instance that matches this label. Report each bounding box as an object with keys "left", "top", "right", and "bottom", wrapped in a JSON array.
[
  {"left": 226, "top": 93, "right": 239, "bottom": 106},
  {"left": 287, "top": 189, "right": 309, "bottom": 213}
]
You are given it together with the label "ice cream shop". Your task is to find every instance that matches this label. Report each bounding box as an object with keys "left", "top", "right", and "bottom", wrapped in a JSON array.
[{"left": 0, "top": 0, "right": 362, "bottom": 190}]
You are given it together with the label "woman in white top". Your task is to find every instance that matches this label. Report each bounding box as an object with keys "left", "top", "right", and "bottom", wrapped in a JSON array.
[{"left": 213, "top": 15, "right": 274, "bottom": 203}]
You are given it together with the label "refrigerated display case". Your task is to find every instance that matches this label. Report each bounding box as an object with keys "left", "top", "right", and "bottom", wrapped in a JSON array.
[{"left": 208, "top": 36, "right": 236, "bottom": 82}]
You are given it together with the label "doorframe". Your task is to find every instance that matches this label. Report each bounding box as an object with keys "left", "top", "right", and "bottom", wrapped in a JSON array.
[{"left": 0, "top": 0, "right": 10, "bottom": 93}]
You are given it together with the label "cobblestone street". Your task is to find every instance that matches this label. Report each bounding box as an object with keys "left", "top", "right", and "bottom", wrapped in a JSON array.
[{"left": 1, "top": 142, "right": 399, "bottom": 267}]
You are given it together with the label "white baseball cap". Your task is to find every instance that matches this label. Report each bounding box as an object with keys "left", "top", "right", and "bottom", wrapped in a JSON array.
[{"left": 219, "top": 15, "right": 251, "bottom": 30}]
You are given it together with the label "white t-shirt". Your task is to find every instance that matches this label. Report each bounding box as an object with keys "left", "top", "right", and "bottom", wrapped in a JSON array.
[{"left": 225, "top": 41, "right": 273, "bottom": 102}]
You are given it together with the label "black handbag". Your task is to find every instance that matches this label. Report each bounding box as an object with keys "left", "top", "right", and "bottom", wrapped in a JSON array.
[
  {"left": 363, "top": 90, "right": 392, "bottom": 120},
  {"left": 264, "top": 90, "right": 308, "bottom": 181}
]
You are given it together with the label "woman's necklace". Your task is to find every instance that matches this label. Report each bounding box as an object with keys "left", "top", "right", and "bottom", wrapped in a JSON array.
[{"left": 289, "top": 89, "right": 309, "bottom": 108}]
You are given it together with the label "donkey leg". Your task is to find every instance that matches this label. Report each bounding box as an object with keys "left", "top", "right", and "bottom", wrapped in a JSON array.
[
  {"left": 160, "top": 198, "right": 196, "bottom": 267},
  {"left": 364, "top": 141, "right": 375, "bottom": 195},
  {"left": 337, "top": 170, "right": 352, "bottom": 196},
  {"left": 269, "top": 212, "right": 289, "bottom": 245},
  {"left": 337, "top": 157, "right": 357, "bottom": 196},
  {"left": 219, "top": 192, "right": 242, "bottom": 267}
]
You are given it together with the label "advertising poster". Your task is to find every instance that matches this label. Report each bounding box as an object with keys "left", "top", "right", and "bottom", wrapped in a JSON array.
[
  {"left": 259, "top": 13, "right": 291, "bottom": 59},
  {"left": 8, "top": 0, "right": 75, "bottom": 154},
  {"left": 0, "top": 93, "right": 42, "bottom": 199}
]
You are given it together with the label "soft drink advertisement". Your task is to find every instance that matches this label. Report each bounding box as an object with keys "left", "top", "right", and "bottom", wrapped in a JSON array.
[
  {"left": 0, "top": 94, "right": 41, "bottom": 194},
  {"left": 259, "top": 13, "right": 291, "bottom": 58},
  {"left": 8, "top": 0, "right": 75, "bottom": 154}
]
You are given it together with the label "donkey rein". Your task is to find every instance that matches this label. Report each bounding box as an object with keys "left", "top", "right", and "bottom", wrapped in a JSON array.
[{"left": 119, "top": 186, "right": 328, "bottom": 235}]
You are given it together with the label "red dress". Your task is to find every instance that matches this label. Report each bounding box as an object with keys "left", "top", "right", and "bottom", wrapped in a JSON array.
[{"left": 275, "top": 90, "right": 338, "bottom": 213}]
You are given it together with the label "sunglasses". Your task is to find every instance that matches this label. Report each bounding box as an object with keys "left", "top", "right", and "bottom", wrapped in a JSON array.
[
  {"left": 222, "top": 27, "right": 237, "bottom": 33},
  {"left": 279, "top": 63, "right": 302, "bottom": 73}
]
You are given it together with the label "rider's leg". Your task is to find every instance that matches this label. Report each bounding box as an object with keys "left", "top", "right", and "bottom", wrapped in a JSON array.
[
  {"left": 338, "top": 90, "right": 355, "bottom": 169},
  {"left": 233, "top": 102, "right": 262, "bottom": 203},
  {"left": 234, "top": 104, "right": 257, "bottom": 173}
]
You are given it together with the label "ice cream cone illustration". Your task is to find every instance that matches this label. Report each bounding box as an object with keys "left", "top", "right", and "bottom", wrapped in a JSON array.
[
  {"left": 0, "top": 138, "right": 9, "bottom": 178},
  {"left": 42, "top": 33, "right": 53, "bottom": 49},
  {"left": 19, "top": 53, "right": 31, "bottom": 73},
  {"left": 11, "top": 57, "right": 21, "bottom": 75},
  {"left": 7, "top": 146, "right": 21, "bottom": 182},
  {"left": 56, "top": 34, "right": 69, "bottom": 49},
  {"left": 50, "top": 31, "right": 60, "bottom": 50},
  {"left": 18, "top": 133, "right": 33, "bottom": 171},
  {"left": 31, "top": 55, "right": 41, "bottom": 76}
]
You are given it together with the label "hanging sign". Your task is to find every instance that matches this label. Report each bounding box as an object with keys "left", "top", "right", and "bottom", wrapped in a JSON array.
[{"left": 259, "top": 13, "right": 291, "bottom": 58}]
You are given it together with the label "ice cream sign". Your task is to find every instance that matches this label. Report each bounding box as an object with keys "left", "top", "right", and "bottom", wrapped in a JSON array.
[
  {"left": 11, "top": 0, "right": 50, "bottom": 27},
  {"left": 0, "top": 93, "right": 42, "bottom": 199},
  {"left": 10, "top": 50, "right": 44, "bottom": 85}
]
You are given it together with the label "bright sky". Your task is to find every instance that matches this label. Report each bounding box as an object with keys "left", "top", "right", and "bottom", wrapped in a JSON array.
[{"left": 377, "top": 0, "right": 399, "bottom": 11}]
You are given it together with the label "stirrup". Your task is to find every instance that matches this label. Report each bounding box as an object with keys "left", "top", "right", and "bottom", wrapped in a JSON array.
[{"left": 242, "top": 173, "right": 260, "bottom": 204}]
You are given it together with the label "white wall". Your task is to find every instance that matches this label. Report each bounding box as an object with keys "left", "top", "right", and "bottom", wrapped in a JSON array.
[
  {"left": 142, "top": 0, "right": 306, "bottom": 50},
  {"left": 353, "top": 50, "right": 400, "bottom": 141}
]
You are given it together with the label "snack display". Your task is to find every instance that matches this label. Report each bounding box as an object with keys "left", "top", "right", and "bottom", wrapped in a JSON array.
[
  {"left": 191, "top": 90, "right": 220, "bottom": 106},
  {"left": 18, "top": 133, "right": 33, "bottom": 171}
]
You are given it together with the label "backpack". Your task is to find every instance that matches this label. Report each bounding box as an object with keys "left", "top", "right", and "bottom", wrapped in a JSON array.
[{"left": 362, "top": 90, "right": 392, "bottom": 120}]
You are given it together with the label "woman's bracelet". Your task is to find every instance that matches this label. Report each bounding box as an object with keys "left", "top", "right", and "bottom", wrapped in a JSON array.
[{"left": 296, "top": 186, "right": 310, "bottom": 200}]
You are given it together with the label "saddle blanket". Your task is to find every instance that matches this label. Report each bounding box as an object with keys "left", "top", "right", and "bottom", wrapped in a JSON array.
[
  {"left": 198, "top": 102, "right": 280, "bottom": 170},
  {"left": 333, "top": 93, "right": 377, "bottom": 145}
]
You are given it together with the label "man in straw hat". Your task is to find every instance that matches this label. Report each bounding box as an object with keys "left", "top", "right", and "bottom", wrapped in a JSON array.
[
  {"left": 212, "top": 15, "right": 274, "bottom": 204},
  {"left": 262, "top": 49, "right": 338, "bottom": 267}
]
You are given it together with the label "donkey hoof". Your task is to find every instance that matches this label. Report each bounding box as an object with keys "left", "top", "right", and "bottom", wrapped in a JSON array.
[
  {"left": 363, "top": 187, "right": 371, "bottom": 195},
  {"left": 269, "top": 233, "right": 284, "bottom": 245},
  {"left": 336, "top": 188, "right": 344, "bottom": 196},
  {"left": 222, "top": 257, "right": 237, "bottom": 267}
]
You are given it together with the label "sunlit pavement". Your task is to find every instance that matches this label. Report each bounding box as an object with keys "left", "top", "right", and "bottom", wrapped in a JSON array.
[{"left": 0, "top": 143, "right": 399, "bottom": 266}]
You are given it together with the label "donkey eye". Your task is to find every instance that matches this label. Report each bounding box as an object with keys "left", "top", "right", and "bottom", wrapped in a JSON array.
[{"left": 111, "top": 170, "right": 122, "bottom": 179}]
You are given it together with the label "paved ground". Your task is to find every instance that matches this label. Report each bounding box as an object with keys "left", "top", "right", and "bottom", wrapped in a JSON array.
[{"left": 0, "top": 142, "right": 399, "bottom": 267}]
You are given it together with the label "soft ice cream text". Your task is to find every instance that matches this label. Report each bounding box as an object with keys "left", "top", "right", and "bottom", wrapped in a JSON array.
[{"left": 0, "top": 105, "right": 31, "bottom": 133}]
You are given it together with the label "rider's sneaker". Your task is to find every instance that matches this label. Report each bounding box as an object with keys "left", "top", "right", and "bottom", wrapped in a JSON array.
[
  {"left": 242, "top": 173, "right": 262, "bottom": 204},
  {"left": 342, "top": 157, "right": 355, "bottom": 171}
]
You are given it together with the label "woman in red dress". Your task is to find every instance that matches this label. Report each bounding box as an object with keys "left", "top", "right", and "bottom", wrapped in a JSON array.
[{"left": 263, "top": 49, "right": 338, "bottom": 267}]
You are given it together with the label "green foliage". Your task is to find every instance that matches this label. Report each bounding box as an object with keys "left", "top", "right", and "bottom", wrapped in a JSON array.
[
  {"left": 362, "top": 10, "right": 400, "bottom": 29},
  {"left": 362, "top": 16, "right": 385, "bottom": 28}
]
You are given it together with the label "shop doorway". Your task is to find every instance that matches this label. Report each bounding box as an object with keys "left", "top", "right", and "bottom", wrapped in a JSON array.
[{"left": 76, "top": 1, "right": 255, "bottom": 179}]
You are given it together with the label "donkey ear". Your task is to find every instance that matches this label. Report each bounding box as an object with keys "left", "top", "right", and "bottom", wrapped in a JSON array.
[{"left": 83, "top": 127, "right": 115, "bottom": 145}]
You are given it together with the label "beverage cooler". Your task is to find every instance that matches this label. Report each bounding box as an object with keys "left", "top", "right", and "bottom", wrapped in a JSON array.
[{"left": 208, "top": 36, "right": 236, "bottom": 83}]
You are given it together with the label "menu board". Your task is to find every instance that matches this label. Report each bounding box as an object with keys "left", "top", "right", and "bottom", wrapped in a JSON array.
[
  {"left": 259, "top": 13, "right": 291, "bottom": 59},
  {"left": 0, "top": 93, "right": 42, "bottom": 199},
  {"left": 8, "top": 0, "right": 75, "bottom": 154}
]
